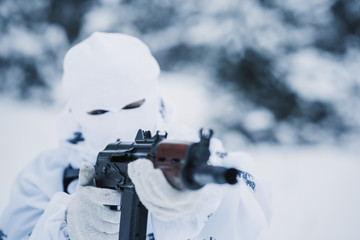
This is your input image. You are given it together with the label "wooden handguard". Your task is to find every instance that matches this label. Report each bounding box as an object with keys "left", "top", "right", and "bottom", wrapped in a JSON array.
[{"left": 151, "top": 141, "right": 190, "bottom": 190}]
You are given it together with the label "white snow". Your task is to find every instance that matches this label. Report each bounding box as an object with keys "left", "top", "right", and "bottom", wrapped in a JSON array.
[
  {"left": 0, "top": 98, "right": 61, "bottom": 211},
  {"left": 248, "top": 144, "right": 360, "bottom": 240}
]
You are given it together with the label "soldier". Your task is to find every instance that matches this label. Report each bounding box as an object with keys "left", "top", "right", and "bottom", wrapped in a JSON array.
[{"left": 0, "top": 32, "right": 271, "bottom": 240}]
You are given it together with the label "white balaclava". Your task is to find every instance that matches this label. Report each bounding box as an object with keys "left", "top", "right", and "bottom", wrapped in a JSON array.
[{"left": 59, "top": 32, "right": 161, "bottom": 165}]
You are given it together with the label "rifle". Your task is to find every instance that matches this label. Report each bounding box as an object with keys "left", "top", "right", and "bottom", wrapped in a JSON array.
[{"left": 94, "top": 129, "right": 240, "bottom": 240}]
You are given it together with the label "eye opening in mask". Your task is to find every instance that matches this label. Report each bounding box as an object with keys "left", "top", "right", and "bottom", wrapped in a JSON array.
[
  {"left": 87, "top": 109, "right": 109, "bottom": 115},
  {"left": 122, "top": 99, "right": 145, "bottom": 110}
]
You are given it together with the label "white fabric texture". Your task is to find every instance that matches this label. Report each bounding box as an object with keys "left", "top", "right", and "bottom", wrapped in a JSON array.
[
  {"left": 29, "top": 192, "right": 72, "bottom": 240},
  {"left": 59, "top": 32, "right": 161, "bottom": 165},
  {"left": 150, "top": 183, "right": 224, "bottom": 240},
  {"left": 66, "top": 162, "right": 121, "bottom": 240},
  {"left": 0, "top": 147, "right": 77, "bottom": 240},
  {"left": 128, "top": 159, "right": 204, "bottom": 221}
]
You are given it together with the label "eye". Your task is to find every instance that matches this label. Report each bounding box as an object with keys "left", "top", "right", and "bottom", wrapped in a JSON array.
[
  {"left": 87, "top": 109, "right": 109, "bottom": 115},
  {"left": 122, "top": 99, "right": 145, "bottom": 110}
]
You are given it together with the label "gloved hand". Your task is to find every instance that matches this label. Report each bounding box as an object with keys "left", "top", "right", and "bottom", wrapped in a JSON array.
[
  {"left": 66, "top": 162, "right": 122, "bottom": 240},
  {"left": 127, "top": 159, "right": 203, "bottom": 221}
]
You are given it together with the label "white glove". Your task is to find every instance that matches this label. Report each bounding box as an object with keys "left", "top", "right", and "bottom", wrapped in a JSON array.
[
  {"left": 66, "top": 162, "right": 122, "bottom": 240},
  {"left": 127, "top": 159, "right": 203, "bottom": 221}
]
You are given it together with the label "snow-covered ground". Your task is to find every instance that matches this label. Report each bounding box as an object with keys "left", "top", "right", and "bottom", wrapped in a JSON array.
[
  {"left": 1, "top": 74, "right": 360, "bottom": 240},
  {"left": 248, "top": 145, "right": 360, "bottom": 240}
]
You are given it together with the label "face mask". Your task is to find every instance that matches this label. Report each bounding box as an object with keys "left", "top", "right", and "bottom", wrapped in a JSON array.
[
  {"left": 60, "top": 32, "right": 161, "bottom": 164},
  {"left": 70, "top": 87, "right": 159, "bottom": 154}
]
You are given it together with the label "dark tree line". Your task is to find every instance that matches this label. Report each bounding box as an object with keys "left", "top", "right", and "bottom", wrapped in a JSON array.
[{"left": 0, "top": 0, "right": 358, "bottom": 144}]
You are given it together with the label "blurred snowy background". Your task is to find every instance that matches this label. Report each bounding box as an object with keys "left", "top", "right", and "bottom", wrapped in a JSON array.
[{"left": 1, "top": 0, "right": 360, "bottom": 239}]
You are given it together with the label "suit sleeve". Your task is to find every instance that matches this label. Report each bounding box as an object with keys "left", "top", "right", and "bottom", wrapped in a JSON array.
[{"left": 0, "top": 149, "right": 71, "bottom": 240}]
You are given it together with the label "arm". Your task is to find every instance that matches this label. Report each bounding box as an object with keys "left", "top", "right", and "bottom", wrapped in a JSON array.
[
  {"left": 0, "top": 149, "right": 69, "bottom": 240},
  {"left": 29, "top": 192, "right": 72, "bottom": 240},
  {"left": 128, "top": 159, "right": 224, "bottom": 240},
  {"left": 136, "top": 140, "right": 272, "bottom": 240},
  {"left": 26, "top": 161, "right": 122, "bottom": 240},
  {"left": 126, "top": 137, "right": 228, "bottom": 240}
]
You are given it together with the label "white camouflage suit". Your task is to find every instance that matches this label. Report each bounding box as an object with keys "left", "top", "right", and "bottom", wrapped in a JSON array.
[{"left": 0, "top": 32, "right": 272, "bottom": 240}]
